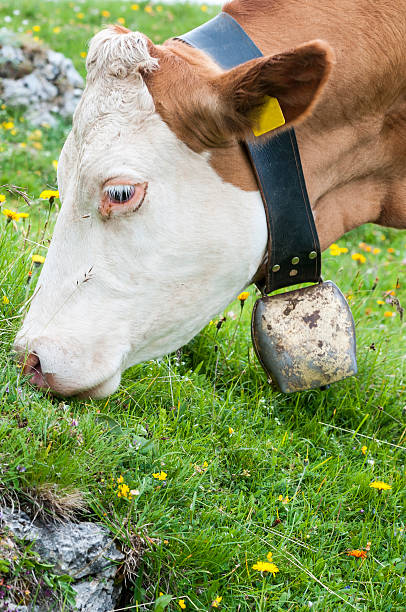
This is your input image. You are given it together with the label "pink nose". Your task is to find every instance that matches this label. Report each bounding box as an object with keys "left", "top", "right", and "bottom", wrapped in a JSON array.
[{"left": 21, "top": 353, "right": 49, "bottom": 390}]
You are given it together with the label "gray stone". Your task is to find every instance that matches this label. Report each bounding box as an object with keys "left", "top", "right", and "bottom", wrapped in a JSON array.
[
  {"left": 0, "top": 507, "right": 41, "bottom": 541},
  {"left": 0, "top": 44, "right": 25, "bottom": 66},
  {"left": 2, "top": 71, "right": 58, "bottom": 105},
  {"left": 31, "top": 521, "right": 124, "bottom": 580},
  {"left": 0, "top": 508, "right": 124, "bottom": 612},
  {"left": 0, "top": 29, "right": 84, "bottom": 125},
  {"left": 72, "top": 578, "right": 122, "bottom": 612}
]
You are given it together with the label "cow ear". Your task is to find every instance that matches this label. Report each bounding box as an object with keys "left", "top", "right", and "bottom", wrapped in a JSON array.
[{"left": 210, "top": 40, "right": 334, "bottom": 141}]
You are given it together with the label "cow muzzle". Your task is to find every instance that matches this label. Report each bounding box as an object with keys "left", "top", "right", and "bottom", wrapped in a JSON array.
[{"left": 14, "top": 336, "right": 122, "bottom": 398}]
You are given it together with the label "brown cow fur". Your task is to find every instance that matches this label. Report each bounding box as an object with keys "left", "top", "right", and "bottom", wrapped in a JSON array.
[{"left": 142, "top": 0, "right": 406, "bottom": 250}]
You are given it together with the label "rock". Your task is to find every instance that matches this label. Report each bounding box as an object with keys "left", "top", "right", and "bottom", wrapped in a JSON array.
[
  {"left": 0, "top": 508, "right": 124, "bottom": 612},
  {"left": 31, "top": 521, "right": 123, "bottom": 580},
  {"left": 0, "top": 507, "right": 41, "bottom": 541},
  {"left": 2, "top": 72, "right": 58, "bottom": 105},
  {"left": 72, "top": 578, "right": 122, "bottom": 612},
  {"left": 0, "top": 30, "right": 84, "bottom": 125}
]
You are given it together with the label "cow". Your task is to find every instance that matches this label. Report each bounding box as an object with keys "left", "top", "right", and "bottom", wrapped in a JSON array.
[{"left": 14, "top": 0, "right": 406, "bottom": 398}]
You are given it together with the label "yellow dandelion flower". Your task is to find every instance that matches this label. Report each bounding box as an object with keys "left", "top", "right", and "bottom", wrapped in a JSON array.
[
  {"left": 39, "top": 190, "right": 59, "bottom": 199},
  {"left": 145, "top": 5, "right": 153, "bottom": 13},
  {"left": 2, "top": 296, "right": 9, "bottom": 305},
  {"left": 101, "top": 10, "right": 111, "bottom": 17},
  {"left": 32, "top": 141, "right": 43, "bottom": 150},
  {"left": 33, "top": 25, "right": 41, "bottom": 32},
  {"left": 10, "top": 129, "right": 17, "bottom": 136},
  {"left": 2, "top": 209, "right": 28, "bottom": 221},
  {"left": 372, "top": 248, "right": 381, "bottom": 255},
  {"left": 376, "top": 300, "right": 385, "bottom": 305},
  {"left": 369, "top": 481, "right": 391, "bottom": 490},
  {"left": 157, "top": 5, "right": 163, "bottom": 12},
  {"left": 117, "top": 475, "right": 124, "bottom": 483},
  {"left": 80, "top": 51, "right": 87, "bottom": 58},
  {"left": 361, "top": 445, "right": 367, "bottom": 455},
  {"left": 252, "top": 561, "right": 279, "bottom": 576},
  {"left": 159, "top": 592, "right": 164, "bottom": 597},
  {"left": 117, "top": 17, "right": 125, "bottom": 24},
  {"left": 2, "top": 121, "right": 14, "bottom": 130},
  {"left": 52, "top": 159, "right": 58, "bottom": 170},
  {"left": 201, "top": 4, "right": 208, "bottom": 11},
  {"left": 266, "top": 552, "right": 273, "bottom": 561},
  {"left": 238, "top": 291, "right": 249, "bottom": 301},
  {"left": 33, "top": 36, "right": 40, "bottom": 42},
  {"left": 152, "top": 471, "right": 167, "bottom": 481},
  {"left": 77, "top": 13, "right": 85, "bottom": 19},
  {"left": 228, "top": 427, "right": 234, "bottom": 435},
  {"left": 53, "top": 26, "right": 61, "bottom": 34},
  {"left": 19, "top": 142, "right": 27, "bottom": 148},
  {"left": 178, "top": 600, "right": 186, "bottom": 609},
  {"left": 0, "top": 194, "right": 6, "bottom": 203},
  {"left": 329, "top": 243, "right": 342, "bottom": 256},
  {"left": 351, "top": 253, "right": 366, "bottom": 263},
  {"left": 32, "top": 254, "right": 45, "bottom": 264},
  {"left": 131, "top": 4, "right": 140, "bottom": 10},
  {"left": 211, "top": 596, "right": 222, "bottom": 607},
  {"left": 383, "top": 311, "right": 395, "bottom": 318},
  {"left": 120, "top": 483, "right": 130, "bottom": 497},
  {"left": 387, "top": 247, "right": 395, "bottom": 253}
]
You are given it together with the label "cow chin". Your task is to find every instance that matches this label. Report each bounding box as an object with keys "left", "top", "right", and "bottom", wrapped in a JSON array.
[{"left": 76, "top": 370, "right": 122, "bottom": 399}]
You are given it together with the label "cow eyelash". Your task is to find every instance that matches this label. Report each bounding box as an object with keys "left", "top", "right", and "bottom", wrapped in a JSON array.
[{"left": 105, "top": 185, "right": 136, "bottom": 204}]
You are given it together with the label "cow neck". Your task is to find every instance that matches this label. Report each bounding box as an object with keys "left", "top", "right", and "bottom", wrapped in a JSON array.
[{"left": 176, "top": 12, "right": 321, "bottom": 294}]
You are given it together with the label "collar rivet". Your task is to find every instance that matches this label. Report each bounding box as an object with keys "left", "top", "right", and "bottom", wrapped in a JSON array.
[
  {"left": 309, "top": 251, "right": 317, "bottom": 259},
  {"left": 291, "top": 256, "right": 300, "bottom": 265},
  {"left": 272, "top": 264, "right": 281, "bottom": 272}
]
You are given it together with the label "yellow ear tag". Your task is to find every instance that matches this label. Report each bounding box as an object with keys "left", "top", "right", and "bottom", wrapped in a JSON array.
[{"left": 252, "top": 96, "right": 285, "bottom": 137}]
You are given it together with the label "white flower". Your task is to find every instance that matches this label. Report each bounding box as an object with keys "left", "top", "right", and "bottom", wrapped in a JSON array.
[{"left": 4, "top": 16, "right": 12, "bottom": 22}]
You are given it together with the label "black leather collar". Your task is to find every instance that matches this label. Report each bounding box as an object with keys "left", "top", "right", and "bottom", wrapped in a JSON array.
[{"left": 177, "top": 12, "right": 321, "bottom": 294}]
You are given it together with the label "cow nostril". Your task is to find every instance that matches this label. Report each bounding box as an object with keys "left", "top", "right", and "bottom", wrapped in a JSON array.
[
  {"left": 20, "top": 352, "right": 48, "bottom": 389},
  {"left": 22, "top": 352, "right": 41, "bottom": 375}
]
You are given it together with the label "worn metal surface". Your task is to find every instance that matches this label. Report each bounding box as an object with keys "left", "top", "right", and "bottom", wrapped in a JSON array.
[{"left": 251, "top": 281, "right": 357, "bottom": 392}]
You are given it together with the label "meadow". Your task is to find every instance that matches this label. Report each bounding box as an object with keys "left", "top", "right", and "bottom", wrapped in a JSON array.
[{"left": 0, "top": 1, "right": 405, "bottom": 610}]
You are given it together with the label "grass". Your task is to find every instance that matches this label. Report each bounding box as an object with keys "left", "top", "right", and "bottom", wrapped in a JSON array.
[{"left": 0, "top": 1, "right": 405, "bottom": 611}]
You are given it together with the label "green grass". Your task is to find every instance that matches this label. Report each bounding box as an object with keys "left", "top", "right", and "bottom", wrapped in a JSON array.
[{"left": 0, "top": 2, "right": 405, "bottom": 611}]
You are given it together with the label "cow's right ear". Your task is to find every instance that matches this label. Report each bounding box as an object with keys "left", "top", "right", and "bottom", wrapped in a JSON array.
[{"left": 209, "top": 40, "right": 334, "bottom": 143}]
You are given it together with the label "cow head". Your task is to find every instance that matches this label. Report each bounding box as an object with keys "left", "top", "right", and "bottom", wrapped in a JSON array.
[{"left": 14, "top": 26, "right": 333, "bottom": 397}]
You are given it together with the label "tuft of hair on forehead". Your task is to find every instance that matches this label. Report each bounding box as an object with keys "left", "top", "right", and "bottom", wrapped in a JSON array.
[{"left": 86, "top": 26, "right": 158, "bottom": 81}]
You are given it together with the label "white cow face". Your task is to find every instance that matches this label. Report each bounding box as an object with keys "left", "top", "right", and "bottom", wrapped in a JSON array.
[{"left": 14, "top": 27, "right": 332, "bottom": 397}]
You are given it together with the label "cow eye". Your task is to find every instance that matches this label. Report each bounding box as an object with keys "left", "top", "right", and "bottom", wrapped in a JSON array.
[{"left": 106, "top": 185, "right": 136, "bottom": 204}]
